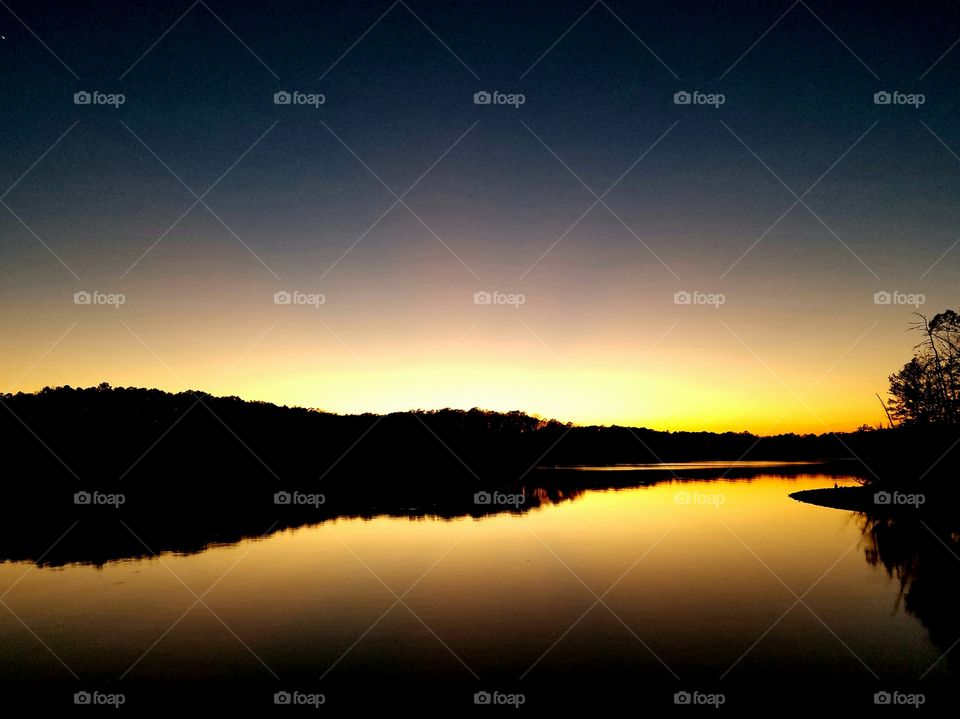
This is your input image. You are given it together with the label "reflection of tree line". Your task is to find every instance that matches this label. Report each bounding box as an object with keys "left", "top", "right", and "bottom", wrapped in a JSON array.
[
  {"left": 0, "top": 485, "right": 587, "bottom": 568},
  {"left": 858, "top": 512, "right": 960, "bottom": 671},
  {"left": 0, "top": 471, "right": 826, "bottom": 568}
]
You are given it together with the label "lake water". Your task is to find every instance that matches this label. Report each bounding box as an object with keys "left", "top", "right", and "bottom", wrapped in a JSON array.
[{"left": 1, "top": 470, "right": 955, "bottom": 710}]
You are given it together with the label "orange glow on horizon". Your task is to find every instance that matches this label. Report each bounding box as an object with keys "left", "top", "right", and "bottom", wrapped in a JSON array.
[{"left": 1, "top": 262, "right": 920, "bottom": 435}]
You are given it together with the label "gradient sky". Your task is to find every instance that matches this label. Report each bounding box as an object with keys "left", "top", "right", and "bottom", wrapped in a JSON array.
[{"left": 2, "top": 0, "right": 959, "bottom": 433}]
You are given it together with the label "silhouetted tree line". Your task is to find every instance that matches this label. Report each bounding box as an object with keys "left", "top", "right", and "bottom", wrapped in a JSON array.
[{"left": 1, "top": 383, "right": 874, "bottom": 488}]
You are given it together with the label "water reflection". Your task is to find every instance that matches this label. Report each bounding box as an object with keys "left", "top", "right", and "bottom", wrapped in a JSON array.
[
  {"left": 858, "top": 512, "right": 960, "bottom": 673},
  {"left": 0, "top": 471, "right": 956, "bottom": 711},
  {"left": 2, "top": 464, "right": 837, "bottom": 567}
]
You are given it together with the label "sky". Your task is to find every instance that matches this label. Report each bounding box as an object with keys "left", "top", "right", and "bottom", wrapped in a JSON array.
[{"left": 1, "top": 0, "right": 959, "bottom": 433}]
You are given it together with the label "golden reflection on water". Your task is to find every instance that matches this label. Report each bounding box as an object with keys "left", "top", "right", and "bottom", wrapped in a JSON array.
[{"left": 0, "top": 474, "right": 947, "bottom": 686}]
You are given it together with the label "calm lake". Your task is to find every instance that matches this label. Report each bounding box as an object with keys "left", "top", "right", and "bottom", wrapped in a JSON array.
[{"left": 1, "top": 468, "right": 955, "bottom": 710}]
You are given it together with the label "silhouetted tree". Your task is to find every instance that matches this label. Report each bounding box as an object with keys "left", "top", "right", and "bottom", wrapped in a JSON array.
[{"left": 888, "top": 311, "right": 960, "bottom": 425}]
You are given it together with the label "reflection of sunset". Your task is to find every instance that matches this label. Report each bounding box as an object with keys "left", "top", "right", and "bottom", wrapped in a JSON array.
[{"left": 0, "top": 475, "right": 938, "bottom": 686}]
